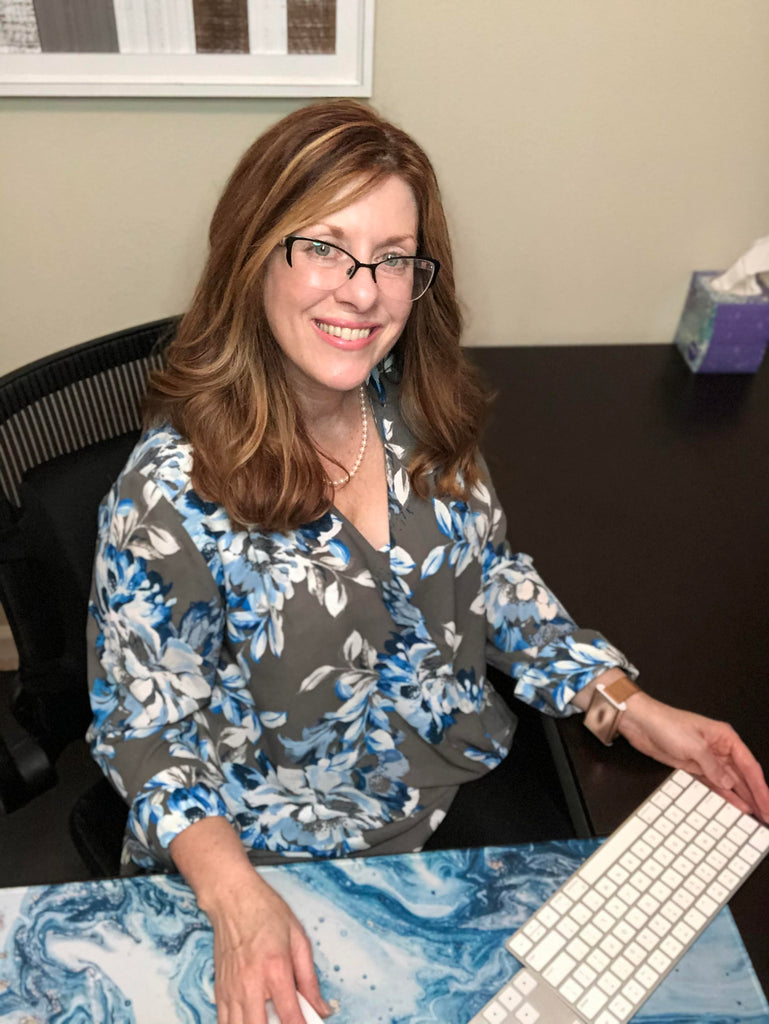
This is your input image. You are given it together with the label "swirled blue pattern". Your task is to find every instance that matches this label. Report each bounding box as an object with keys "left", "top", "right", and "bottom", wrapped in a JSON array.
[{"left": 1, "top": 840, "right": 767, "bottom": 1024}]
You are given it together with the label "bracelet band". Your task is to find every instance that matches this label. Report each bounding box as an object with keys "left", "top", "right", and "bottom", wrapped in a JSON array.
[{"left": 583, "top": 675, "right": 641, "bottom": 746}]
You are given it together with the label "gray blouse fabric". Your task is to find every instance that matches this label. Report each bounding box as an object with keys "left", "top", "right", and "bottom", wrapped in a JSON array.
[{"left": 87, "top": 366, "right": 637, "bottom": 873}]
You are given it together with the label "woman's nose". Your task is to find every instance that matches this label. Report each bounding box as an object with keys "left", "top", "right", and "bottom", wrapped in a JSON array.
[{"left": 334, "top": 264, "right": 379, "bottom": 308}]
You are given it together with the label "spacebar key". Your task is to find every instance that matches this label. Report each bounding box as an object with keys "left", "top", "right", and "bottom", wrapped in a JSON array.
[{"left": 579, "top": 815, "right": 647, "bottom": 884}]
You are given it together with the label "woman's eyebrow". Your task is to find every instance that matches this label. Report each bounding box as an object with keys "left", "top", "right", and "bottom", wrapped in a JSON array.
[{"left": 305, "top": 226, "right": 417, "bottom": 248}]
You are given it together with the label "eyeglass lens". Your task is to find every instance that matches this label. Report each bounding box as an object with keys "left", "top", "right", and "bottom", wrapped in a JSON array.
[{"left": 289, "top": 239, "right": 435, "bottom": 301}]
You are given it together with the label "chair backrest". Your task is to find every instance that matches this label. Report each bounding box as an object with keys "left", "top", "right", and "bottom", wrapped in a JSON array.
[{"left": 0, "top": 318, "right": 177, "bottom": 812}]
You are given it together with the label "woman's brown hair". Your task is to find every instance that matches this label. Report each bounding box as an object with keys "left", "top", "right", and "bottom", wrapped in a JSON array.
[{"left": 145, "top": 99, "right": 488, "bottom": 530}]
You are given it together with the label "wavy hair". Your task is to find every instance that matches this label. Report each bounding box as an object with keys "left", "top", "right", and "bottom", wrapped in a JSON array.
[{"left": 145, "top": 100, "right": 488, "bottom": 530}]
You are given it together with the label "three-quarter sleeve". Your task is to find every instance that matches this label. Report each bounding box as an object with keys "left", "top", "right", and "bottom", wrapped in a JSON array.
[
  {"left": 87, "top": 464, "right": 232, "bottom": 869},
  {"left": 482, "top": 501, "right": 638, "bottom": 717}
]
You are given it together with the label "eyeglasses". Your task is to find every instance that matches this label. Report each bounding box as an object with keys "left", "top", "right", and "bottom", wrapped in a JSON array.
[{"left": 283, "top": 236, "right": 440, "bottom": 302}]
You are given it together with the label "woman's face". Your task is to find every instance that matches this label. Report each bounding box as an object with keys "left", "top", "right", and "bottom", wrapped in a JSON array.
[{"left": 263, "top": 174, "right": 418, "bottom": 402}]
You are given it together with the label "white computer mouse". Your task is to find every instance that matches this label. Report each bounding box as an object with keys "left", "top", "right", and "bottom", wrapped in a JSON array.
[{"left": 265, "top": 990, "right": 325, "bottom": 1024}]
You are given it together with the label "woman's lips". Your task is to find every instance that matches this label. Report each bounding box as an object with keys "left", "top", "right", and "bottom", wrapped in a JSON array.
[{"left": 313, "top": 319, "right": 379, "bottom": 349}]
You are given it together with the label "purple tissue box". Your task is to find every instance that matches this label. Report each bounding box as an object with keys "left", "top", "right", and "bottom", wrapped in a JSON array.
[{"left": 673, "top": 270, "right": 769, "bottom": 373}]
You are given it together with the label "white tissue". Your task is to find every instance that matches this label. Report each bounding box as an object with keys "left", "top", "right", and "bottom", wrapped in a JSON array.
[{"left": 710, "top": 234, "right": 769, "bottom": 297}]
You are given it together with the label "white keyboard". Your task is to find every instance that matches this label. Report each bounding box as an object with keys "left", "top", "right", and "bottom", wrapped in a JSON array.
[{"left": 468, "top": 769, "right": 769, "bottom": 1024}]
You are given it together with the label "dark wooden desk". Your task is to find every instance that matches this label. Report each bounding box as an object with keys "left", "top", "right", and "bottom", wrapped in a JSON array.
[{"left": 471, "top": 343, "right": 769, "bottom": 992}]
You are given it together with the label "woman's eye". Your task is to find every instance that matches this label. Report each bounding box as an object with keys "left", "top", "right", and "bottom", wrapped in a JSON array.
[
  {"left": 380, "top": 254, "right": 410, "bottom": 272},
  {"left": 311, "top": 242, "right": 332, "bottom": 257}
]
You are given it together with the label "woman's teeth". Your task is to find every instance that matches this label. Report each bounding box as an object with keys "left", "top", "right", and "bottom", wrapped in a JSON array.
[{"left": 315, "top": 321, "right": 373, "bottom": 341}]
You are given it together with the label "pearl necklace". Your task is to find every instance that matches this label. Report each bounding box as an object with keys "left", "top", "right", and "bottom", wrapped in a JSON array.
[{"left": 329, "top": 384, "right": 368, "bottom": 489}]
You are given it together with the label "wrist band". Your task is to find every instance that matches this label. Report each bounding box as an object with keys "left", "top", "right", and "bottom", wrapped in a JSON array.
[{"left": 583, "top": 675, "right": 641, "bottom": 746}]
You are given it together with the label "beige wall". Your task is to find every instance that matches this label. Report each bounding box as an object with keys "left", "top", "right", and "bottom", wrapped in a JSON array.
[{"left": 1, "top": 0, "right": 768, "bottom": 375}]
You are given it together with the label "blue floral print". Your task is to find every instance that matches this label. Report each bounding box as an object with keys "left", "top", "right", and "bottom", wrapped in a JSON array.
[{"left": 87, "top": 373, "right": 637, "bottom": 872}]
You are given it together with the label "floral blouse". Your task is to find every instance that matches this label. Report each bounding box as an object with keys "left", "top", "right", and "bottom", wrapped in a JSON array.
[{"left": 87, "top": 368, "right": 636, "bottom": 873}]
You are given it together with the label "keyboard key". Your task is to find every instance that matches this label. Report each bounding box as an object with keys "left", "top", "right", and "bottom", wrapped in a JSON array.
[
  {"left": 655, "top": 816, "right": 675, "bottom": 837},
  {"left": 612, "top": 920, "right": 635, "bottom": 944},
  {"left": 582, "top": 923, "right": 603, "bottom": 947},
  {"left": 527, "top": 932, "right": 565, "bottom": 971},
  {"left": 563, "top": 876, "right": 589, "bottom": 901},
  {"left": 636, "top": 964, "right": 659, "bottom": 989},
  {"left": 638, "top": 803, "right": 661, "bottom": 825},
  {"left": 638, "top": 893, "right": 659, "bottom": 916},
  {"left": 607, "top": 864, "right": 629, "bottom": 885},
  {"left": 662, "top": 776, "right": 683, "bottom": 798},
  {"left": 556, "top": 916, "right": 580, "bottom": 939},
  {"left": 584, "top": 889, "right": 605, "bottom": 912},
  {"left": 482, "top": 1000, "right": 507, "bottom": 1023},
  {"left": 523, "top": 918, "right": 547, "bottom": 940},
  {"left": 684, "top": 907, "right": 706, "bottom": 931},
  {"left": 677, "top": 777, "right": 708, "bottom": 811},
  {"left": 709, "top": 880, "right": 729, "bottom": 903},
  {"left": 644, "top": 828, "right": 664, "bottom": 848},
  {"left": 715, "top": 802, "right": 741, "bottom": 828},
  {"left": 587, "top": 949, "right": 610, "bottom": 973},
  {"left": 537, "top": 905, "right": 560, "bottom": 928},
  {"left": 595, "top": 1012, "right": 620, "bottom": 1024},
  {"left": 664, "top": 833, "right": 685, "bottom": 854},
  {"left": 665, "top": 804, "right": 685, "bottom": 825},
  {"left": 697, "top": 791, "right": 725, "bottom": 819},
  {"left": 623, "top": 978, "right": 646, "bottom": 1004},
  {"left": 625, "top": 907, "right": 646, "bottom": 929},
  {"left": 619, "top": 851, "right": 641, "bottom": 872},
  {"left": 705, "top": 820, "right": 726, "bottom": 841},
  {"left": 684, "top": 875, "right": 706, "bottom": 896},
  {"left": 749, "top": 828, "right": 769, "bottom": 853},
  {"left": 660, "top": 902, "right": 683, "bottom": 924},
  {"left": 649, "top": 880, "right": 671, "bottom": 903},
  {"left": 577, "top": 986, "right": 608, "bottom": 1018},
  {"left": 629, "top": 871, "right": 651, "bottom": 892},
  {"left": 676, "top": 821, "right": 696, "bottom": 843},
  {"left": 653, "top": 846, "right": 674, "bottom": 867},
  {"left": 695, "top": 862, "right": 717, "bottom": 884},
  {"left": 593, "top": 910, "right": 615, "bottom": 932},
  {"left": 623, "top": 941, "right": 645, "bottom": 966},
  {"left": 611, "top": 955, "right": 633, "bottom": 981},
  {"left": 509, "top": 933, "right": 533, "bottom": 959},
  {"left": 551, "top": 892, "right": 573, "bottom": 915},
  {"left": 543, "top": 952, "right": 576, "bottom": 986},
  {"left": 596, "top": 877, "right": 617, "bottom": 898},
  {"left": 673, "top": 855, "right": 695, "bottom": 876},
  {"left": 597, "top": 971, "right": 622, "bottom": 996},
  {"left": 599, "top": 934, "right": 623, "bottom": 958},
  {"left": 609, "top": 994, "right": 634, "bottom": 1019},
  {"left": 697, "top": 893, "right": 718, "bottom": 918},
  {"left": 617, "top": 883, "right": 640, "bottom": 906},
  {"left": 672, "top": 888, "right": 694, "bottom": 910},
  {"left": 566, "top": 936, "right": 590, "bottom": 961},
  {"left": 730, "top": 855, "right": 750, "bottom": 878},
  {"left": 672, "top": 920, "right": 694, "bottom": 944},
  {"left": 637, "top": 927, "right": 657, "bottom": 951},
  {"left": 648, "top": 949, "right": 670, "bottom": 973},
  {"left": 661, "top": 868, "right": 683, "bottom": 890},
  {"left": 652, "top": 791, "right": 672, "bottom": 810},
  {"left": 498, "top": 984, "right": 523, "bottom": 1012},
  {"left": 688, "top": 810, "right": 706, "bottom": 831},
  {"left": 605, "top": 896, "right": 627, "bottom": 919},
  {"left": 631, "top": 839, "right": 652, "bottom": 860},
  {"left": 515, "top": 1002, "right": 539, "bottom": 1023},
  {"left": 514, "top": 970, "right": 537, "bottom": 995},
  {"left": 719, "top": 867, "right": 739, "bottom": 891},
  {"left": 661, "top": 935, "right": 683, "bottom": 959},
  {"left": 574, "top": 963, "right": 597, "bottom": 987},
  {"left": 694, "top": 833, "right": 716, "bottom": 853},
  {"left": 571, "top": 902, "right": 592, "bottom": 925},
  {"left": 717, "top": 837, "right": 738, "bottom": 859},
  {"left": 559, "top": 977, "right": 585, "bottom": 1005}
]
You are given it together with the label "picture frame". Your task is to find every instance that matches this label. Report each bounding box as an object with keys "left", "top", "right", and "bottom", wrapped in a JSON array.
[{"left": 0, "top": 0, "right": 374, "bottom": 97}]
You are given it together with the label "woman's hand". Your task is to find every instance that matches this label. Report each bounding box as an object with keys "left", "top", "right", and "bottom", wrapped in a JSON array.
[
  {"left": 618, "top": 691, "right": 769, "bottom": 823},
  {"left": 170, "top": 817, "right": 331, "bottom": 1024}
]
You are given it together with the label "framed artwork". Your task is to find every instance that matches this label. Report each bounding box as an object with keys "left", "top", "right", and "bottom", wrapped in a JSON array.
[{"left": 0, "top": 0, "right": 374, "bottom": 97}]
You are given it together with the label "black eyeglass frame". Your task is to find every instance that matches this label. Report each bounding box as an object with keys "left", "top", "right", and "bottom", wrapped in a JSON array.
[{"left": 282, "top": 235, "right": 440, "bottom": 301}]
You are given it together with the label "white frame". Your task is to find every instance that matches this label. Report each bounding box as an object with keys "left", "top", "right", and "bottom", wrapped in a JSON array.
[{"left": 0, "top": 0, "right": 374, "bottom": 97}]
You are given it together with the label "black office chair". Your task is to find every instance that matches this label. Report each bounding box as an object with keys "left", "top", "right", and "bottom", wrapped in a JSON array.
[{"left": 0, "top": 317, "right": 177, "bottom": 873}]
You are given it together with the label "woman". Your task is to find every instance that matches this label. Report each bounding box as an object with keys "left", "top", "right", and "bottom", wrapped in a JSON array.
[{"left": 88, "top": 100, "right": 769, "bottom": 1024}]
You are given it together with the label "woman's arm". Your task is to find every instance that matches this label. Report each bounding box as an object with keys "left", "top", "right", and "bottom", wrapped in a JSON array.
[
  {"left": 170, "top": 818, "right": 330, "bottom": 1024},
  {"left": 573, "top": 670, "right": 769, "bottom": 823}
]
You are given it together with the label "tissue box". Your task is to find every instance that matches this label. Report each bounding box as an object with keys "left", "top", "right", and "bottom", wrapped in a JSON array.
[{"left": 674, "top": 271, "right": 769, "bottom": 373}]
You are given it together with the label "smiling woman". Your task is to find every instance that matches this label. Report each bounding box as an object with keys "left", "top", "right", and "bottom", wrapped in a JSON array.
[{"left": 86, "top": 100, "right": 769, "bottom": 1024}]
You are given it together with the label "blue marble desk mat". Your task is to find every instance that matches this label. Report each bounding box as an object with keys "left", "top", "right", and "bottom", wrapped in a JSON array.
[{"left": 0, "top": 838, "right": 767, "bottom": 1024}]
